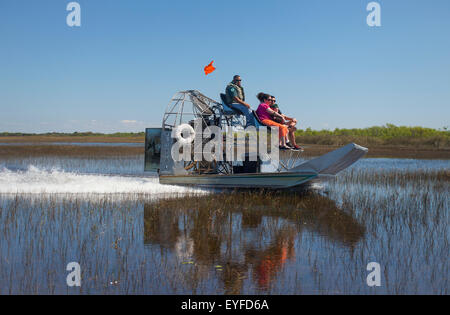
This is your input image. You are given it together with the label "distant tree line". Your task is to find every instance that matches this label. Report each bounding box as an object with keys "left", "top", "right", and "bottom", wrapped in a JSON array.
[
  {"left": 295, "top": 124, "right": 449, "bottom": 148},
  {"left": 1, "top": 125, "right": 448, "bottom": 148}
]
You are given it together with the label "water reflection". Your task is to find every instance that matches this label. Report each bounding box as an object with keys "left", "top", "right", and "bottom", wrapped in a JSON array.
[{"left": 144, "top": 192, "right": 365, "bottom": 293}]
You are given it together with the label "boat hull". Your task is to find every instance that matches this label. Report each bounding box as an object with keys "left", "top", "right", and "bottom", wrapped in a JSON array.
[{"left": 159, "top": 172, "right": 318, "bottom": 189}]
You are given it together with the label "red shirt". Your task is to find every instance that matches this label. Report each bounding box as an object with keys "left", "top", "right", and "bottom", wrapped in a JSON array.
[{"left": 256, "top": 103, "right": 272, "bottom": 121}]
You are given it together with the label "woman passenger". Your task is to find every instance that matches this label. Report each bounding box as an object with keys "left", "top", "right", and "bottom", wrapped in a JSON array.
[{"left": 255, "top": 92, "right": 290, "bottom": 150}]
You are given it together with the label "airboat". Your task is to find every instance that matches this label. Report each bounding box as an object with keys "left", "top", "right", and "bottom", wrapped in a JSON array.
[{"left": 144, "top": 90, "right": 368, "bottom": 189}]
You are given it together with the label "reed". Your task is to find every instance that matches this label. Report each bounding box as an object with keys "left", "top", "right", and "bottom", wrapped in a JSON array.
[
  {"left": 0, "top": 168, "right": 447, "bottom": 295},
  {"left": 0, "top": 151, "right": 447, "bottom": 294}
]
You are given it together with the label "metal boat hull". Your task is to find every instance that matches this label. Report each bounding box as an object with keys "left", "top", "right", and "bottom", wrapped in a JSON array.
[
  {"left": 158, "top": 143, "right": 368, "bottom": 189},
  {"left": 159, "top": 172, "right": 318, "bottom": 189}
]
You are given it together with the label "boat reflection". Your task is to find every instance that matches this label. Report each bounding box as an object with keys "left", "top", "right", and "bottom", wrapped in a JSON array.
[{"left": 144, "top": 192, "right": 365, "bottom": 293}]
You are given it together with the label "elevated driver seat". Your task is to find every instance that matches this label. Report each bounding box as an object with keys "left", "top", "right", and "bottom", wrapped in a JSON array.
[
  {"left": 219, "top": 93, "right": 264, "bottom": 128},
  {"left": 220, "top": 93, "right": 244, "bottom": 116}
]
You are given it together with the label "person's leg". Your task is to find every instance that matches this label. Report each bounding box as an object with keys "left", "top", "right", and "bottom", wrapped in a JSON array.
[
  {"left": 287, "top": 125, "right": 303, "bottom": 149},
  {"left": 229, "top": 104, "right": 256, "bottom": 127},
  {"left": 283, "top": 121, "right": 293, "bottom": 144},
  {"left": 280, "top": 133, "right": 287, "bottom": 146},
  {"left": 288, "top": 126, "right": 297, "bottom": 146},
  {"left": 280, "top": 126, "right": 288, "bottom": 146},
  {"left": 262, "top": 120, "right": 288, "bottom": 147}
]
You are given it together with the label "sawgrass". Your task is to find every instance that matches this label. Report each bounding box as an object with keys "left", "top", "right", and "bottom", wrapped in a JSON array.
[{"left": 0, "top": 165, "right": 448, "bottom": 294}]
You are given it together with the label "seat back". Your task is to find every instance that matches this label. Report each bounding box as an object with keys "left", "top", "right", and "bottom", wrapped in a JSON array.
[
  {"left": 220, "top": 93, "right": 242, "bottom": 116},
  {"left": 220, "top": 93, "right": 229, "bottom": 105},
  {"left": 252, "top": 110, "right": 265, "bottom": 128}
]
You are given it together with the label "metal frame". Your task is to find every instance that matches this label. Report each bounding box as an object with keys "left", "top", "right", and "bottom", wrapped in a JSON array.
[
  {"left": 162, "top": 91, "right": 236, "bottom": 175},
  {"left": 161, "top": 90, "right": 303, "bottom": 176}
]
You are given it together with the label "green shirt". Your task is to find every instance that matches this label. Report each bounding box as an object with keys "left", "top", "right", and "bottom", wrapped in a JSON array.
[{"left": 225, "top": 83, "right": 245, "bottom": 105}]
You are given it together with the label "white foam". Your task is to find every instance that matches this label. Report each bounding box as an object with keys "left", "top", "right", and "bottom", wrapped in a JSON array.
[
  {"left": 0, "top": 165, "right": 207, "bottom": 195},
  {"left": 310, "top": 182, "right": 325, "bottom": 190}
]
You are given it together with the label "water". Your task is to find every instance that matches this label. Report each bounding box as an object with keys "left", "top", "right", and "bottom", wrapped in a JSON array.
[
  {"left": 0, "top": 166, "right": 205, "bottom": 194},
  {"left": 0, "top": 153, "right": 448, "bottom": 294},
  {"left": 0, "top": 156, "right": 145, "bottom": 176},
  {"left": 1, "top": 156, "right": 447, "bottom": 179}
]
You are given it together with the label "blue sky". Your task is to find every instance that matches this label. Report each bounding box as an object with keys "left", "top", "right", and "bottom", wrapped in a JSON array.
[{"left": 0, "top": 0, "right": 449, "bottom": 133}]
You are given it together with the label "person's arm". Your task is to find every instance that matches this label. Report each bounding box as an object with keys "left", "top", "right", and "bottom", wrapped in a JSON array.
[
  {"left": 282, "top": 115, "right": 297, "bottom": 123},
  {"left": 233, "top": 96, "right": 251, "bottom": 109},
  {"left": 266, "top": 107, "right": 285, "bottom": 122}
]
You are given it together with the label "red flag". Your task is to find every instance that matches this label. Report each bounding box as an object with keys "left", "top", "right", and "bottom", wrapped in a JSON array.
[{"left": 204, "top": 60, "right": 216, "bottom": 75}]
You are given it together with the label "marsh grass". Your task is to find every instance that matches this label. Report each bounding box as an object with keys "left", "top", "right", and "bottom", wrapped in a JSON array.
[
  {"left": 338, "top": 169, "right": 449, "bottom": 188},
  {"left": 295, "top": 124, "right": 450, "bottom": 149},
  {"left": 0, "top": 145, "right": 143, "bottom": 158},
  {"left": 1, "top": 143, "right": 448, "bottom": 160},
  {"left": 0, "top": 148, "right": 448, "bottom": 294},
  {"left": 299, "top": 144, "right": 450, "bottom": 159},
  {"left": 2, "top": 125, "right": 449, "bottom": 149},
  {"left": 323, "top": 168, "right": 449, "bottom": 294},
  {"left": 295, "top": 134, "right": 450, "bottom": 148},
  {"left": 0, "top": 164, "right": 448, "bottom": 294},
  {"left": 2, "top": 124, "right": 450, "bottom": 160},
  {"left": 0, "top": 134, "right": 144, "bottom": 143}
]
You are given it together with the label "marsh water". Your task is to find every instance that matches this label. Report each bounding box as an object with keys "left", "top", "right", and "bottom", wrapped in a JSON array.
[{"left": 0, "top": 151, "right": 448, "bottom": 294}]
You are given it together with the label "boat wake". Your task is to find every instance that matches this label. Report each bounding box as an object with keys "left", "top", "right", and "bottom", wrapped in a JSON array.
[{"left": 0, "top": 165, "right": 207, "bottom": 195}]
